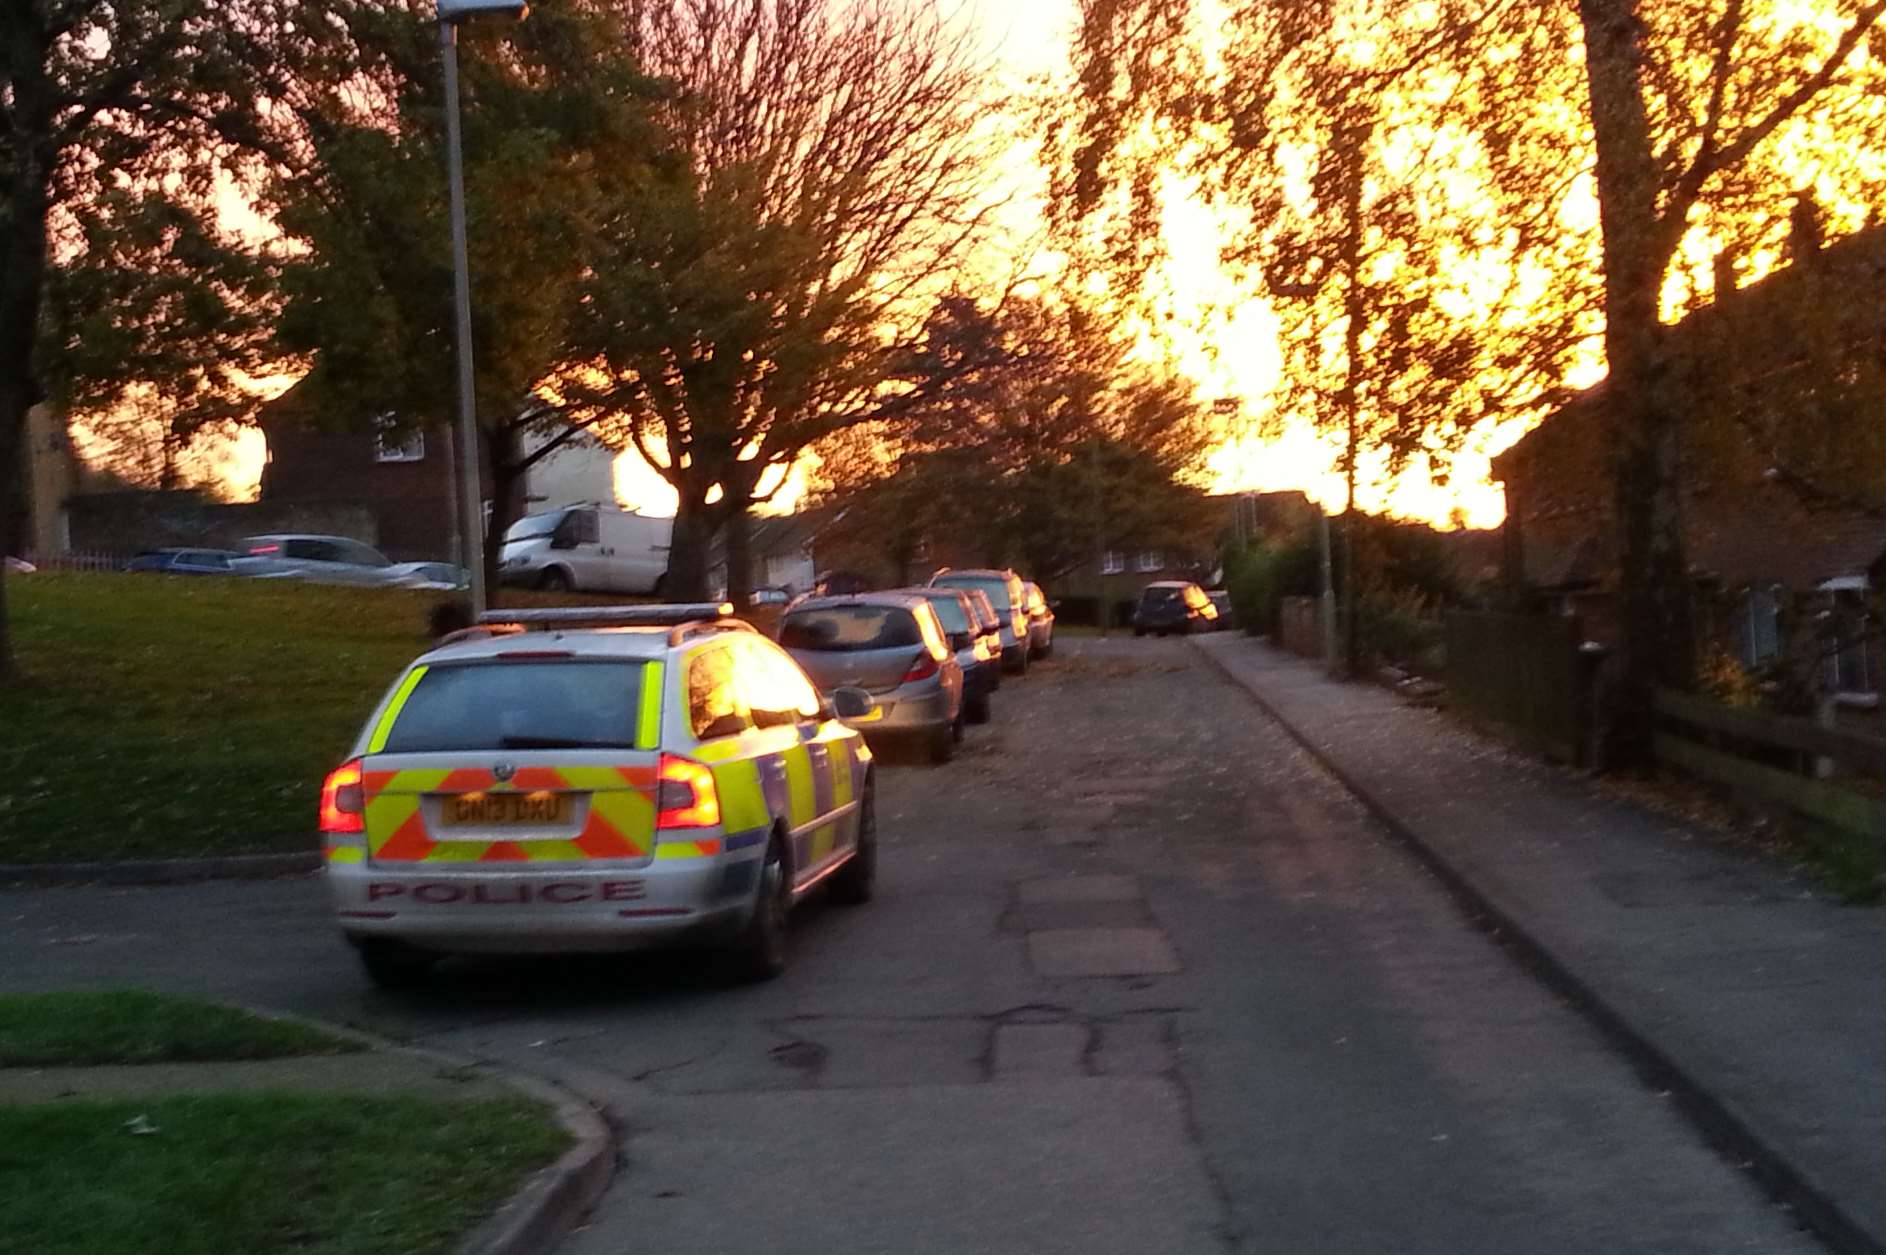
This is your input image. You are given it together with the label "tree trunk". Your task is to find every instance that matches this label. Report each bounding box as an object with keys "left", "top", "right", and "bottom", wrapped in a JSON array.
[
  {"left": 483, "top": 424, "right": 523, "bottom": 604},
  {"left": 664, "top": 480, "right": 716, "bottom": 601},
  {"left": 1578, "top": 0, "right": 1696, "bottom": 767},
  {"left": 0, "top": 50, "right": 53, "bottom": 687},
  {"left": 723, "top": 461, "right": 762, "bottom": 609}
]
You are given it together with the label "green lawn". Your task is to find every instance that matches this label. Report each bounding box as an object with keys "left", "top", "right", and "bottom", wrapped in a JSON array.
[
  {"left": 0, "top": 990, "right": 359, "bottom": 1067},
  {"left": 0, "top": 1093, "right": 569, "bottom": 1255},
  {"left": 2, "top": 572, "right": 450, "bottom": 862}
]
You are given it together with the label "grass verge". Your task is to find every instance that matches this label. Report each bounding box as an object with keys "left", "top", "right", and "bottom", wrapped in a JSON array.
[
  {"left": 0, "top": 990, "right": 360, "bottom": 1067},
  {"left": 0, "top": 1092, "right": 569, "bottom": 1255},
  {"left": 2, "top": 572, "right": 469, "bottom": 863}
]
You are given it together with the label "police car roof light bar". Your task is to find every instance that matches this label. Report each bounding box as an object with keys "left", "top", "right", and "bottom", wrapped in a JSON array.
[
  {"left": 477, "top": 603, "right": 736, "bottom": 631},
  {"left": 666, "top": 618, "right": 761, "bottom": 647}
]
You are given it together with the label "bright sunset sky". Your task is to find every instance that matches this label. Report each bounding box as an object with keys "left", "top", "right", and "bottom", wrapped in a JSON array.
[{"left": 127, "top": 0, "right": 1522, "bottom": 529}]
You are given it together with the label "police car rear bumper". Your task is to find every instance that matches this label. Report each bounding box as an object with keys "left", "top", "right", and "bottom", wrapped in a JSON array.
[{"left": 327, "top": 852, "right": 762, "bottom": 954}]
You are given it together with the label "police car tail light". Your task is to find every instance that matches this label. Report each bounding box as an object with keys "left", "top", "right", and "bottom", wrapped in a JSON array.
[
  {"left": 900, "top": 652, "right": 939, "bottom": 684},
  {"left": 319, "top": 759, "right": 365, "bottom": 834},
  {"left": 656, "top": 755, "right": 721, "bottom": 829}
]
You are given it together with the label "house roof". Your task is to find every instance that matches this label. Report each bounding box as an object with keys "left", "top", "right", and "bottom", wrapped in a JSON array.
[{"left": 1499, "top": 225, "right": 1886, "bottom": 593}]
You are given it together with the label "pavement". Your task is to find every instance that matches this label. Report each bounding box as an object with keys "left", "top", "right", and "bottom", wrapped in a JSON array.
[{"left": 1195, "top": 632, "right": 1886, "bottom": 1255}]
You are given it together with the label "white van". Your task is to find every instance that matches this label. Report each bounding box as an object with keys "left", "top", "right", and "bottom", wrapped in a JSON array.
[{"left": 498, "top": 503, "right": 672, "bottom": 594}]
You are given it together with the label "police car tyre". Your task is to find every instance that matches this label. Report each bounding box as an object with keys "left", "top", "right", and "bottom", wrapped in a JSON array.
[
  {"left": 732, "top": 835, "right": 790, "bottom": 981},
  {"left": 831, "top": 784, "right": 876, "bottom": 905},
  {"left": 355, "top": 938, "right": 436, "bottom": 990},
  {"left": 966, "top": 690, "right": 992, "bottom": 724}
]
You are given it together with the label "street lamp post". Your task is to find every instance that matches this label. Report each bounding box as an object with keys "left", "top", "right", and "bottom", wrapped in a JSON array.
[{"left": 437, "top": 0, "right": 527, "bottom": 615}]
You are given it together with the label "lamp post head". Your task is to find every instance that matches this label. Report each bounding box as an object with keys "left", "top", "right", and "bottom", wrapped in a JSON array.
[{"left": 439, "top": 0, "right": 528, "bottom": 23}]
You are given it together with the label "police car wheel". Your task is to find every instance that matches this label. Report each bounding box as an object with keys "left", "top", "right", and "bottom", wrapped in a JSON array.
[
  {"left": 966, "top": 690, "right": 992, "bottom": 724},
  {"left": 832, "top": 785, "right": 876, "bottom": 905},
  {"left": 927, "top": 721, "right": 956, "bottom": 764},
  {"left": 733, "top": 836, "right": 790, "bottom": 981},
  {"left": 356, "top": 939, "right": 435, "bottom": 990}
]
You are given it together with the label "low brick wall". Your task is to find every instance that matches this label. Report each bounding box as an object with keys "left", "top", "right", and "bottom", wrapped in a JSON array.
[{"left": 1278, "top": 596, "right": 1326, "bottom": 657}]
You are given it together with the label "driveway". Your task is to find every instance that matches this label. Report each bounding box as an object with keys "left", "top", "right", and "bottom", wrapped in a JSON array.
[{"left": 0, "top": 636, "right": 1815, "bottom": 1254}]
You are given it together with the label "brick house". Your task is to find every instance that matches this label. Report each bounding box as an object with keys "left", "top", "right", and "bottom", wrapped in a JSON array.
[{"left": 1494, "top": 226, "right": 1886, "bottom": 699}]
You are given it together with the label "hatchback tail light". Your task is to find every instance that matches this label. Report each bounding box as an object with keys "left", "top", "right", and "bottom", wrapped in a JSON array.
[
  {"left": 656, "top": 755, "right": 721, "bottom": 829},
  {"left": 901, "top": 652, "right": 940, "bottom": 684},
  {"left": 319, "top": 759, "right": 365, "bottom": 834}
]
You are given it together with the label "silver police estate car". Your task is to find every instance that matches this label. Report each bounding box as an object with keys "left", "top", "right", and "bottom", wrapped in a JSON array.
[{"left": 319, "top": 605, "right": 879, "bottom": 987}]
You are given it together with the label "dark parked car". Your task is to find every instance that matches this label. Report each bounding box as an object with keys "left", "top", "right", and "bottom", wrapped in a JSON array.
[
  {"left": 779, "top": 593, "right": 966, "bottom": 763},
  {"left": 124, "top": 548, "right": 240, "bottom": 576},
  {"left": 1205, "top": 589, "right": 1234, "bottom": 630},
  {"left": 1132, "top": 581, "right": 1219, "bottom": 636}
]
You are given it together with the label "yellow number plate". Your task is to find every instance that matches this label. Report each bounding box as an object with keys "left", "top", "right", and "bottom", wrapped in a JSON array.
[{"left": 439, "top": 793, "right": 572, "bottom": 827}]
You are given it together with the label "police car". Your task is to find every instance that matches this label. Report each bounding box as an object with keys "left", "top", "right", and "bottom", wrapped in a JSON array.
[{"left": 319, "top": 604, "right": 878, "bottom": 987}]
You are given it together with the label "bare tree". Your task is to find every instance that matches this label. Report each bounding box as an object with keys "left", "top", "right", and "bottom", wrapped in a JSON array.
[{"left": 570, "top": 0, "right": 1001, "bottom": 602}]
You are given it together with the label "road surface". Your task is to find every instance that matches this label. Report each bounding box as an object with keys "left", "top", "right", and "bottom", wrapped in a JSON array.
[{"left": 0, "top": 636, "right": 1815, "bottom": 1254}]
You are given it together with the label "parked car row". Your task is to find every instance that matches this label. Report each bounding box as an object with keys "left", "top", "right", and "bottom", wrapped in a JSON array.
[
  {"left": 774, "top": 567, "right": 1055, "bottom": 765},
  {"left": 116, "top": 536, "right": 470, "bottom": 590},
  {"left": 320, "top": 573, "right": 1051, "bottom": 988}
]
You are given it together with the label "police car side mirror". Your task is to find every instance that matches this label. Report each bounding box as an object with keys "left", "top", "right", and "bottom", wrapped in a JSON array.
[{"left": 829, "top": 686, "right": 876, "bottom": 721}]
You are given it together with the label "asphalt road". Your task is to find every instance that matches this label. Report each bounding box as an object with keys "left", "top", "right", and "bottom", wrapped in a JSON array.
[{"left": 0, "top": 636, "right": 1818, "bottom": 1255}]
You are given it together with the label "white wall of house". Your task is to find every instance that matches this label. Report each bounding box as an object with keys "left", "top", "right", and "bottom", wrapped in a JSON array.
[{"left": 524, "top": 431, "right": 620, "bottom": 510}]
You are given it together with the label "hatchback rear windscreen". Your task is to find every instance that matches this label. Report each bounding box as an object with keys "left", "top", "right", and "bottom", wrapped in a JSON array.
[
  {"left": 378, "top": 662, "right": 645, "bottom": 752},
  {"left": 920, "top": 595, "right": 971, "bottom": 634},
  {"left": 937, "top": 577, "right": 1010, "bottom": 611},
  {"left": 781, "top": 607, "right": 922, "bottom": 651},
  {"left": 1143, "top": 587, "right": 1183, "bottom": 604}
]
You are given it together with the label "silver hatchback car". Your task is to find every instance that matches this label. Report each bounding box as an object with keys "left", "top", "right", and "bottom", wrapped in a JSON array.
[{"left": 779, "top": 593, "right": 965, "bottom": 763}]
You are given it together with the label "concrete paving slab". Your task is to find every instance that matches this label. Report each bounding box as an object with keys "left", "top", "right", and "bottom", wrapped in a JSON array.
[
  {"left": 1018, "top": 874, "right": 1141, "bottom": 904},
  {"left": 1027, "top": 928, "right": 1182, "bottom": 977}
]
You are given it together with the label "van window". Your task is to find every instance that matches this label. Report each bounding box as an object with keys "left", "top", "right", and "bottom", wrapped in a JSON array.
[{"left": 555, "top": 509, "right": 600, "bottom": 547}]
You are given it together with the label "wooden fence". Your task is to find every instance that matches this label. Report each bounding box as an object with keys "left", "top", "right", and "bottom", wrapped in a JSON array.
[
  {"left": 1655, "top": 691, "right": 1886, "bottom": 849},
  {"left": 1446, "top": 611, "right": 1594, "bottom": 764}
]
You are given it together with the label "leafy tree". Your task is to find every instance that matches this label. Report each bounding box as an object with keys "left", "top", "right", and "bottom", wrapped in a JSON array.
[
  {"left": 257, "top": 0, "right": 665, "bottom": 591},
  {"left": 1056, "top": 0, "right": 1886, "bottom": 762},
  {"left": 817, "top": 294, "right": 1219, "bottom": 592},
  {"left": 564, "top": 0, "right": 999, "bottom": 603},
  {"left": 0, "top": 0, "right": 328, "bottom": 682}
]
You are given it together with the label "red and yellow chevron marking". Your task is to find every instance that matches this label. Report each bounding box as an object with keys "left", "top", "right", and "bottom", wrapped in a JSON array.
[{"left": 361, "top": 765, "right": 658, "bottom": 864}]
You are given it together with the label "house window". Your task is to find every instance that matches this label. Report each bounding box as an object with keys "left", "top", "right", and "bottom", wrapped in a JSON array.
[
  {"left": 1136, "top": 550, "right": 1164, "bottom": 573},
  {"left": 1101, "top": 551, "right": 1125, "bottom": 575},
  {"left": 1735, "top": 586, "right": 1781, "bottom": 667},
  {"left": 373, "top": 417, "right": 425, "bottom": 463}
]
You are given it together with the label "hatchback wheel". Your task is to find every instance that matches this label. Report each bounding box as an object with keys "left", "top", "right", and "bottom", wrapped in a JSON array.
[
  {"left": 732, "top": 835, "right": 790, "bottom": 981},
  {"left": 831, "top": 784, "right": 877, "bottom": 905},
  {"left": 927, "top": 720, "right": 956, "bottom": 764},
  {"left": 966, "top": 690, "right": 992, "bottom": 724}
]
